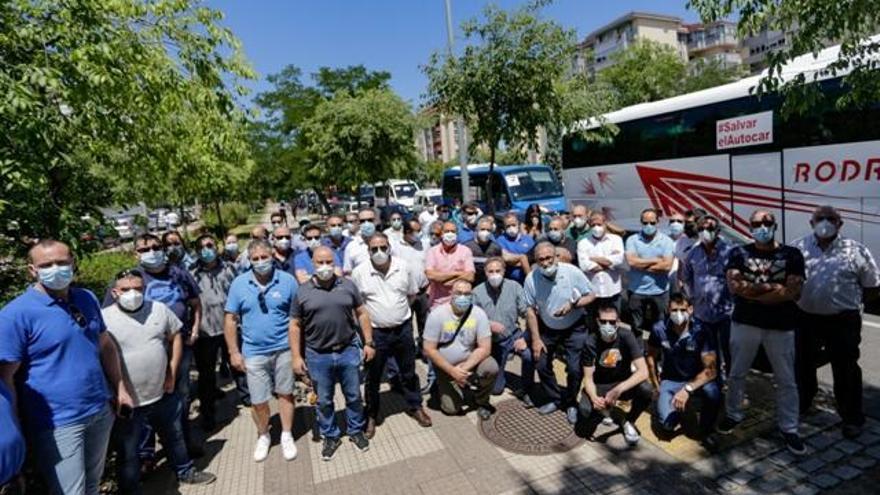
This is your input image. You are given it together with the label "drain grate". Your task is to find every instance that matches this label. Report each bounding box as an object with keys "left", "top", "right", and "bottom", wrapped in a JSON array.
[{"left": 479, "top": 399, "right": 585, "bottom": 455}]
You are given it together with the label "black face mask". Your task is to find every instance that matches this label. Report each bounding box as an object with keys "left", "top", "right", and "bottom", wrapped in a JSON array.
[{"left": 685, "top": 222, "right": 697, "bottom": 238}]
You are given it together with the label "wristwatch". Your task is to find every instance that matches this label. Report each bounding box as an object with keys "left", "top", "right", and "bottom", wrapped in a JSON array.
[
  {"left": 364, "top": 341, "right": 375, "bottom": 348},
  {"left": 684, "top": 384, "right": 695, "bottom": 393}
]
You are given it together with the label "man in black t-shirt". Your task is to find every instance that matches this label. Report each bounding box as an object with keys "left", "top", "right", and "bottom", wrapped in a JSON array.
[
  {"left": 718, "top": 209, "right": 807, "bottom": 456},
  {"left": 578, "top": 305, "right": 652, "bottom": 446}
]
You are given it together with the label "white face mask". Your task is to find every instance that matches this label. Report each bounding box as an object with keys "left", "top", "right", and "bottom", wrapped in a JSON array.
[
  {"left": 477, "top": 229, "right": 492, "bottom": 243},
  {"left": 314, "top": 264, "right": 334, "bottom": 281},
  {"left": 274, "top": 238, "right": 291, "bottom": 251},
  {"left": 505, "top": 226, "right": 519, "bottom": 238},
  {"left": 441, "top": 232, "right": 457, "bottom": 246},
  {"left": 487, "top": 273, "right": 503, "bottom": 288},
  {"left": 370, "top": 249, "right": 390, "bottom": 265},
  {"left": 541, "top": 263, "right": 558, "bottom": 278},
  {"left": 670, "top": 309, "right": 689, "bottom": 326},
  {"left": 118, "top": 290, "right": 144, "bottom": 312},
  {"left": 591, "top": 225, "right": 605, "bottom": 239},
  {"left": 306, "top": 239, "right": 321, "bottom": 250},
  {"left": 699, "top": 229, "right": 716, "bottom": 244},
  {"left": 573, "top": 217, "right": 587, "bottom": 229},
  {"left": 599, "top": 323, "right": 618, "bottom": 342}
]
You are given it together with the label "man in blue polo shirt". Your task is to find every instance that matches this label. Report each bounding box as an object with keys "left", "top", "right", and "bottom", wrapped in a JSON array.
[
  {"left": 322, "top": 215, "right": 350, "bottom": 262},
  {"left": 646, "top": 294, "right": 720, "bottom": 443},
  {"left": 625, "top": 208, "right": 675, "bottom": 335},
  {"left": 495, "top": 213, "right": 534, "bottom": 283},
  {"left": 0, "top": 380, "right": 25, "bottom": 494},
  {"left": 224, "top": 239, "right": 299, "bottom": 464},
  {"left": 0, "top": 239, "right": 133, "bottom": 495},
  {"left": 456, "top": 202, "right": 480, "bottom": 244},
  {"left": 294, "top": 224, "right": 341, "bottom": 284}
]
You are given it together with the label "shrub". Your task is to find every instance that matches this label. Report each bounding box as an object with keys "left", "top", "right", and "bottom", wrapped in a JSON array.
[
  {"left": 202, "top": 202, "right": 251, "bottom": 236},
  {"left": 76, "top": 250, "right": 138, "bottom": 296}
]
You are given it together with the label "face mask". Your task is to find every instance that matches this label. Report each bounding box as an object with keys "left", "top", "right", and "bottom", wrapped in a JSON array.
[
  {"left": 591, "top": 225, "right": 605, "bottom": 239},
  {"left": 391, "top": 219, "right": 403, "bottom": 230},
  {"left": 118, "top": 290, "right": 144, "bottom": 312},
  {"left": 542, "top": 263, "right": 558, "bottom": 278},
  {"left": 751, "top": 225, "right": 775, "bottom": 244},
  {"left": 573, "top": 217, "right": 587, "bottom": 229},
  {"left": 140, "top": 250, "right": 166, "bottom": 270},
  {"left": 360, "top": 221, "right": 376, "bottom": 237},
  {"left": 505, "top": 226, "right": 519, "bottom": 239},
  {"left": 38, "top": 264, "right": 74, "bottom": 290},
  {"left": 200, "top": 247, "right": 217, "bottom": 263},
  {"left": 438, "top": 212, "right": 450, "bottom": 221},
  {"left": 370, "top": 250, "right": 390, "bottom": 265},
  {"left": 329, "top": 226, "right": 343, "bottom": 238},
  {"left": 642, "top": 224, "right": 657, "bottom": 236},
  {"left": 685, "top": 223, "right": 697, "bottom": 238},
  {"left": 813, "top": 220, "right": 837, "bottom": 239},
  {"left": 669, "top": 222, "right": 684, "bottom": 237},
  {"left": 315, "top": 264, "right": 335, "bottom": 281},
  {"left": 477, "top": 229, "right": 492, "bottom": 243},
  {"left": 225, "top": 242, "right": 239, "bottom": 256},
  {"left": 441, "top": 232, "right": 457, "bottom": 246},
  {"left": 487, "top": 273, "right": 504, "bottom": 288},
  {"left": 306, "top": 239, "right": 321, "bottom": 250},
  {"left": 431, "top": 235, "right": 441, "bottom": 246},
  {"left": 252, "top": 259, "right": 273, "bottom": 275},
  {"left": 699, "top": 229, "right": 717, "bottom": 244},
  {"left": 166, "top": 245, "right": 183, "bottom": 258},
  {"left": 271, "top": 222, "right": 281, "bottom": 229},
  {"left": 452, "top": 294, "right": 472, "bottom": 312},
  {"left": 599, "top": 323, "right": 618, "bottom": 342},
  {"left": 274, "top": 238, "right": 291, "bottom": 251},
  {"left": 344, "top": 222, "right": 354, "bottom": 233},
  {"left": 670, "top": 310, "right": 689, "bottom": 326},
  {"left": 547, "top": 230, "right": 563, "bottom": 243},
  {"left": 465, "top": 214, "right": 478, "bottom": 227}
]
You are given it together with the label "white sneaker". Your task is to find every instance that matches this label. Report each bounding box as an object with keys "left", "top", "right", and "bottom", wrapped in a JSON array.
[
  {"left": 281, "top": 433, "right": 298, "bottom": 461},
  {"left": 601, "top": 415, "right": 614, "bottom": 426},
  {"left": 253, "top": 434, "right": 271, "bottom": 462},
  {"left": 622, "top": 421, "right": 640, "bottom": 446}
]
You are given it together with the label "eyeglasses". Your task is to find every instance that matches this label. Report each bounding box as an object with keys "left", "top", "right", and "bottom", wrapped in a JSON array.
[
  {"left": 69, "top": 304, "right": 87, "bottom": 328},
  {"left": 358, "top": 218, "right": 374, "bottom": 223},
  {"left": 369, "top": 246, "right": 389, "bottom": 253},
  {"left": 749, "top": 219, "right": 775, "bottom": 228},
  {"left": 641, "top": 220, "right": 658, "bottom": 225},
  {"left": 328, "top": 223, "right": 343, "bottom": 228},
  {"left": 275, "top": 235, "right": 292, "bottom": 240},
  {"left": 304, "top": 235, "right": 321, "bottom": 241},
  {"left": 135, "top": 245, "right": 163, "bottom": 254},
  {"left": 598, "top": 318, "right": 617, "bottom": 325},
  {"left": 696, "top": 225, "right": 717, "bottom": 233}
]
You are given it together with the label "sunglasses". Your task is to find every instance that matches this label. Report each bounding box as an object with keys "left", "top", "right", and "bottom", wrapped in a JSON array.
[
  {"left": 696, "top": 225, "right": 717, "bottom": 233},
  {"left": 358, "top": 218, "right": 374, "bottom": 223},
  {"left": 669, "top": 219, "right": 684, "bottom": 224},
  {"left": 304, "top": 235, "right": 321, "bottom": 241},
  {"left": 641, "top": 220, "right": 658, "bottom": 225},
  {"left": 598, "top": 318, "right": 617, "bottom": 325},
  {"left": 135, "top": 245, "right": 163, "bottom": 254},
  {"left": 749, "top": 219, "right": 775, "bottom": 228},
  {"left": 369, "top": 246, "right": 389, "bottom": 253},
  {"left": 814, "top": 216, "right": 837, "bottom": 223},
  {"left": 69, "top": 304, "right": 87, "bottom": 328},
  {"left": 275, "top": 235, "right": 292, "bottom": 240}
]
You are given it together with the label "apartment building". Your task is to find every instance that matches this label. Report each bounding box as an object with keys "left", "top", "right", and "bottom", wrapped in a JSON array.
[
  {"left": 414, "top": 110, "right": 461, "bottom": 164},
  {"left": 683, "top": 20, "right": 744, "bottom": 69}
]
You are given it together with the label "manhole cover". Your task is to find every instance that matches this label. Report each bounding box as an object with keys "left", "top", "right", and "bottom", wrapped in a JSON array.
[{"left": 479, "top": 399, "right": 585, "bottom": 455}]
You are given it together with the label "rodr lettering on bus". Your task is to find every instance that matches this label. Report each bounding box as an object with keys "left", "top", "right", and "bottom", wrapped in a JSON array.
[{"left": 793, "top": 157, "right": 880, "bottom": 183}]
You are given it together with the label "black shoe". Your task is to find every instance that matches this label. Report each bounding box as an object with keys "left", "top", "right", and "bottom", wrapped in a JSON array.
[
  {"left": 701, "top": 434, "right": 721, "bottom": 453},
  {"left": 782, "top": 432, "right": 807, "bottom": 456},
  {"left": 716, "top": 416, "right": 740, "bottom": 435},
  {"left": 240, "top": 396, "right": 252, "bottom": 408},
  {"left": 321, "top": 437, "right": 342, "bottom": 461},
  {"left": 477, "top": 405, "right": 496, "bottom": 421},
  {"left": 213, "top": 388, "right": 226, "bottom": 400},
  {"left": 179, "top": 468, "right": 217, "bottom": 486},
  {"left": 350, "top": 432, "right": 370, "bottom": 452},
  {"left": 842, "top": 423, "right": 863, "bottom": 440},
  {"left": 186, "top": 444, "right": 205, "bottom": 459},
  {"left": 201, "top": 415, "right": 216, "bottom": 433}
]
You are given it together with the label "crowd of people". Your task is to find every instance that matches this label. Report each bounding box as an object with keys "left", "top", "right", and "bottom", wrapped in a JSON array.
[{"left": 1, "top": 199, "right": 878, "bottom": 495}]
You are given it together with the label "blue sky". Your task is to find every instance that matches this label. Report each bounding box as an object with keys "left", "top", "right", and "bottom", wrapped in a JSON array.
[{"left": 207, "top": 0, "right": 698, "bottom": 106}]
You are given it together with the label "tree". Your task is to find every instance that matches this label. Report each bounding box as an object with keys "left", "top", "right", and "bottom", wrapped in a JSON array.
[
  {"left": 683, "top": 58, "right": 748, "bottom": 93},
  {"left": 597, "top": 40, "right": 688, "bottom": 108},
  {"left": 300, "top": 89, "right": 417, "bottom": 200},
  {"left": 424, "top": 3, "right": 585, "bottom": 214},
  {"left": 690, "top": 0, "right": 880, "bottom": 113}
]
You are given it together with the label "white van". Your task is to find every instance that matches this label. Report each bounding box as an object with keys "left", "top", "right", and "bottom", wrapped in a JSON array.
[{"left": 374, "top": 180, "right": 420, "bottom": 209}]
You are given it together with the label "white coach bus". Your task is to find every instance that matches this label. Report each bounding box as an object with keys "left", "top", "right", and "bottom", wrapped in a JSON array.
[{"left": 562, "top": 39, "right": 880, "bottom": 257}]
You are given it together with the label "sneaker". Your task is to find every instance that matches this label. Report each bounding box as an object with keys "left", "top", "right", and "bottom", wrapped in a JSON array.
[
  {"left": 782, "top": 432, "right": 807, "bottom": 456},
  {"left": 716, "top": 416, "right": 741, "bottom": 435},
  {"left": 420, "top": 378, "right": 435, "bottom": 396},
  {"left": 477, "top": 405, "right": 496, "bottom": 421},
  {"left": 350, "top": 432, "right": 370, "bottom": 452},
  {"left": 566, "top": 406, "right": 578, "bottom": 425},
  {"left": 253, "top": 434, "right": 271, "bottom": 462},
  {"left": 280, "top": 433, "right": 298, "bottom": 461},
  {"left": 537, "top": 402, "right": 559, "bottom": 415},
  {"left": 622, "top": 421, "right": 640, "bottom": 446},
  {"left": 601, "top": 415, "right": 615, "bottom": 426},
  {"left": 321, "top": 437, "right": 342, "bottom": 461},
  {"left": 179, "top": 468, "right": 217, "bottom": 486}
]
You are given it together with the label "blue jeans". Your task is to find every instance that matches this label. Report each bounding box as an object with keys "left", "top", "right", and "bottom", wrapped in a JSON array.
[
  {"left": 139, "top": 345, "right": 193, "bottom": 460},
  {"left": 655, "top": 380, "right": 721, "bottom": 434},
  {"left": 491, "top": 330, "right": 529, "bottom": 395},
  {"left": 32, "top": 405, "right": 114, "bottom": 495},
  {"left": 697, "top": 317, "right": 731, "bottom": 380},
  {"left": 114, "top": 394, "right": 193, "bottom": 495},
  {"left": 305, "top": 343, "right": 366, "bottom": 439}
]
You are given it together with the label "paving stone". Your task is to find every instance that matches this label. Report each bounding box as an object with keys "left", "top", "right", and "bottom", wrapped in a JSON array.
[
  {"left": 820, "top": 448, "right": 845, "bottom": 463},
  {"left": 831, "top": 464, "right": 862, "bottom": 481},
  {"left": 753, "top": 472, "right": 795, "bottom": 493},
  {"left": 811, "top": 473, "right": 842, "bottom": 489},
  {"left": 796, "top": 457, "right": 826, "bottom": 473},
  {"left": 744, "top": 462, "right": 773, "bottom": 478},
  {"left": 767, "top": 451, "right": 795, "bottom": 467},
  {"left": 727, "top": 469, "right": 757, "bottom": 486},
  {"left": 806, "top": 432, "right": 837, "bottom": 450},
  {"left": 850, "top": 455, "right": 878, "bottom": 469},
  {"left": 864, "top": 446, "right": 880, "bottom": 460},
  {"left": 788, "top": 483, "right": 820, "bottom": 495},
  {"left": 717, "top": 477, "right": 741, "bottom": 492},
  {"left": 835, "top": 439, "right": 863, "bottom": 455},
  {"left": 856, "top": 432, "right": 880, "bottom": 446},
  {"left": 783, "top": 467, "right": 809, "bottom": 481}
]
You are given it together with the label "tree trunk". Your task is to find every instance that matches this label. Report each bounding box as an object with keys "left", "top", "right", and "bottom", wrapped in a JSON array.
[
  {"left": 214, "top": 200, "right": 225, "bottom": 235},
  {"left": 486, "top": 146, "right": 497, "bottom": 217},
  {"left": 314, "top": 189, "right": 332, "bottom": 217}
]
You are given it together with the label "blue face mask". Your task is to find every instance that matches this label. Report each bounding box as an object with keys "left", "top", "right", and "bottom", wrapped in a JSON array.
[
  {"left": 360, "top": 221, "right": 376, "bottom": 237},
  {"left": 668, "top": 222, "right": 684, "bottom": 237},
  {"left": 252, "top": 259, "right": 273, "bottom": 275},
  {"left": 38, "top": 264, "right": 74, "bottom": 290},
  {"left": 642, "top": 223, "right": 657, "bottom": 236},
  {"left": 751, "top": 225, "right": 775, "bottom": 244},
  {"left": 200, "top": 247, "right": 217, "bottom": 263},
  {"left": 452, "top": 294, "right": 472, "bottom": 312},
  {"left": 547, "top": 230, "right": 563, "bottom": 243},
  {"left": 140, "top": 250, "right": 166, "bottom": 270},
  {"left": 329, "top": 226, "right": 343, "bottom": 238}
]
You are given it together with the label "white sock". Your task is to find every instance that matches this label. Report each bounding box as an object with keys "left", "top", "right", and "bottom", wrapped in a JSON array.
[
  {"left": 281, "top": 431, "right": 293, "bottom": 441},
  {"left": 259, "top": 433, "right": 270, "bottom": 441}
]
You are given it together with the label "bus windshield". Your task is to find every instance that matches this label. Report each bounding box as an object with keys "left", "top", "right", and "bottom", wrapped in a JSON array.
[
  {"left": 504, "top": 169, "right": 563, "bottom": 201},
  {"left": 394, "top": 184, "right": 417, "bottom": 198}
]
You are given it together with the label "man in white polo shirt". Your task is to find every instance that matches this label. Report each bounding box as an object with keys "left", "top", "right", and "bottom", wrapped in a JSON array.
[
  {"left": 352, "top": 233, "right": 432, "bottom": 439},
  {"left": 577, "top": 212, "right": 625, "bottom": 317}
]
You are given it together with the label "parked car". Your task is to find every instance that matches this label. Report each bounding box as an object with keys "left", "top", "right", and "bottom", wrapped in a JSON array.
[
  {"left": 113, "top": 217, "right": 134, "bottom": 240},
  {"left": 414, "top": 188, "right": 442, "bottom": 212}
]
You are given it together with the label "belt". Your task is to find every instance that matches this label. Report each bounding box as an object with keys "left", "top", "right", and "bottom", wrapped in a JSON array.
[{"left": 309, "top": 341, "right": 354, "bottom": 354}]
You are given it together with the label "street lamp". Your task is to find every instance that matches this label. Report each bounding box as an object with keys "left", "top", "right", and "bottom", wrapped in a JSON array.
[{"left": 444, "top": 0, "right": 469, "bottom": 203}]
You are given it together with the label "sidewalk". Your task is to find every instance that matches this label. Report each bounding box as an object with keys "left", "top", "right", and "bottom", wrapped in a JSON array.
[{"left": 141, "top": 322, "right": 880, "bottom": 495}]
